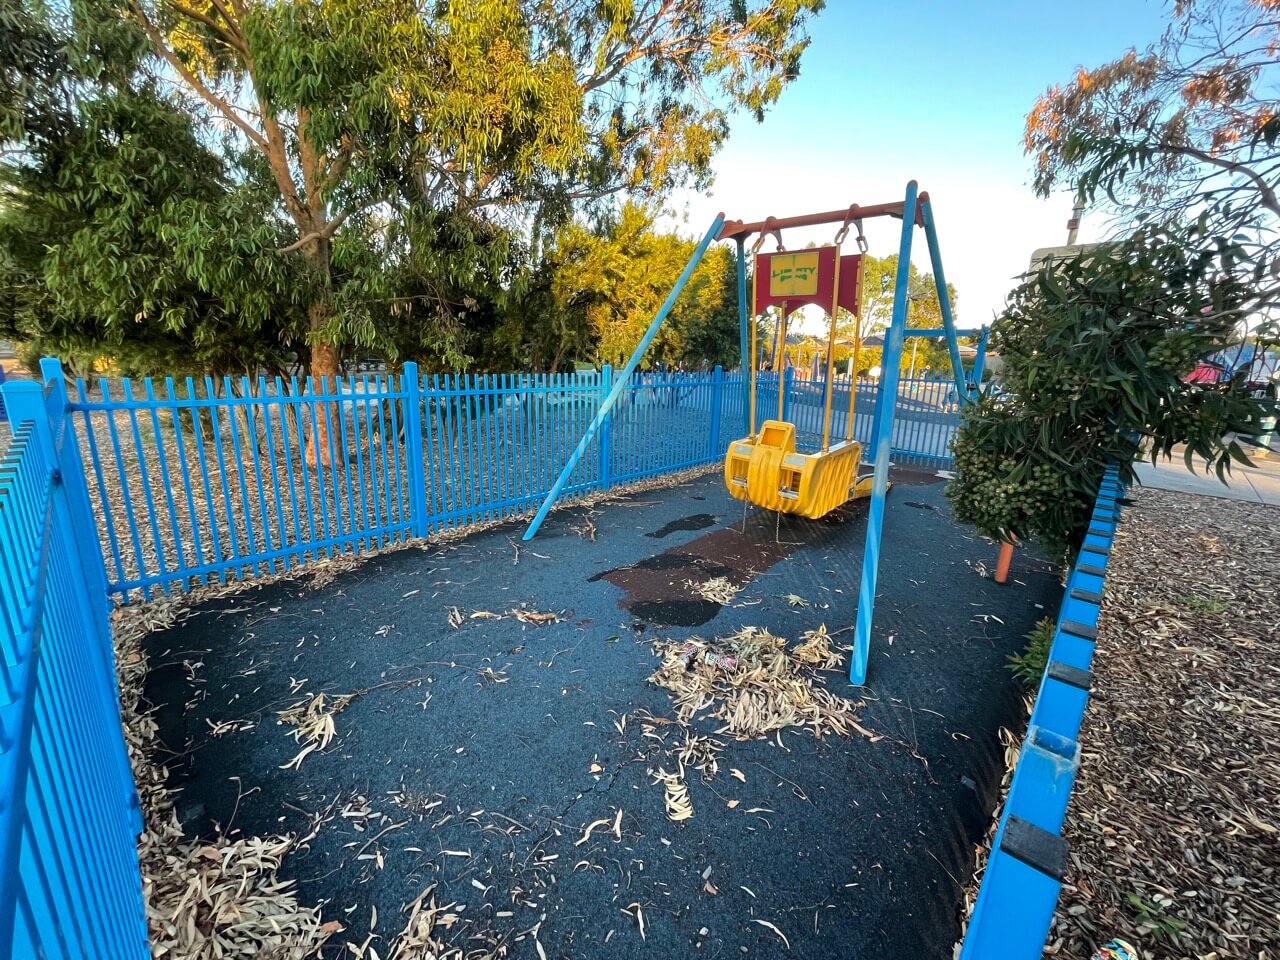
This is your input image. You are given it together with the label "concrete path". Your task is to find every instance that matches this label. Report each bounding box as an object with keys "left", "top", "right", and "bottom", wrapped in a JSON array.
[{"left": 1134, "top": 448, "right": 1280, "bottom": 505}]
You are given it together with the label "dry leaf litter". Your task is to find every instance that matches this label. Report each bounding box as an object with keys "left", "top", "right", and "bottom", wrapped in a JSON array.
[
  {"left": 643, "top": 624, "right": 878, "bottom": 824},
  {"left": 97, "top": 447, "right": 720, "bottom": 957},
  {"left": 957, "top": 488, "right": 1280, "bottom": 960},
  {"left": 648, "top": 625, "right": 876, "bottom": 741},
  {"left": 114, "top": 598, "right": 332, "bottom": 959}
]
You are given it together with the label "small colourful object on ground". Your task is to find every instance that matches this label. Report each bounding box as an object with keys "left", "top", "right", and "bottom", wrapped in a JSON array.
[
  {"left": 702, "top": 651, "right": 738, "bottom": 671},
  {"left": 1091, "top": 938, "right": 1139, "bottom": 960}
]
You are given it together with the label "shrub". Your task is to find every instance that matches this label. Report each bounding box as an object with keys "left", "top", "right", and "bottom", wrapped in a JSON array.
[
  {"left": 947, "top": 222, "right": 1271, "bottom": 562},
  {"left": 1007, "top": 617, "right": 1055, "bottom": 687}
]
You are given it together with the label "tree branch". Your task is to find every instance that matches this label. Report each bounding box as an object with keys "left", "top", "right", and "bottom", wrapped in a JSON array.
[
  {"left": 1157, "top": 140, "right": 1280, "bottom": 217},
  {"left": 277, "top": 207, "right": 356, "bottom": 254},
  {"left": 130, "top": 2, "right": 267, "bottom": 149},
  {"left": 161, "top": 0, "right": 247, "bottom": 55}
]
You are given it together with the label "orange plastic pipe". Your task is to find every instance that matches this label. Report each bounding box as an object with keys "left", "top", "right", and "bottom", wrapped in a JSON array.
[{"left": 994, "top": 540, "right": 1014, "bottom": 584}]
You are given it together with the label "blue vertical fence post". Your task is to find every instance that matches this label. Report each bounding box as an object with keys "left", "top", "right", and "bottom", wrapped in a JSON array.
[
  {"left": 851, "top": 181, "right": 919, "bottom": 684},
  {"left": 598, "top": 365, "right": 612, "bottom": 491},
  {"left": 402, "top": 362, "right": 429, "bottom": 538},
  {"left": 709, "top": 365, "right": 724, "bottom": 457},
  {"left": 522, "top": 213, "right": 725, "bottom": 540},
  {"left": 38, "top": 359, "right": 113, "bottom": 628}
]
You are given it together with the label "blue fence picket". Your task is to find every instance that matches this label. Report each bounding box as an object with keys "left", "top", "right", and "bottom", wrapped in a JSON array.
[
  {"left": 0, "top": 378, "right": 149, "bottom": 960},
  {"left": 55, "top": 363, "right": 958, "bottom": 599}
]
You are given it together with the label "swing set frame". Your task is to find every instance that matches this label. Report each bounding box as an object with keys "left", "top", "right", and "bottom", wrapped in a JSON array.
[{"left": 523, "top": 181, "right": 988, "bottom": 685}]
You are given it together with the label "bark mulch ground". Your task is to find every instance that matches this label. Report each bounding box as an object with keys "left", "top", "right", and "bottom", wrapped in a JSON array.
[{"left": 1048, "top": 487, "right": 1279, "bottom": 959}]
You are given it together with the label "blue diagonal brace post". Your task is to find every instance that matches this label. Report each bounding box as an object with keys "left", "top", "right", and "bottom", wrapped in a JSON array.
[
  {"left": 522, "top": 214, "right": 725, "bottom": 540},
  {"left": 919, "top": 196, "right": 971, "bottom": 403},
  {"left": 851, "top": 181, "right": 918, "bottom": 684},
  {"left": 971, "top": 325, "right": 990, "bottom": 390}
]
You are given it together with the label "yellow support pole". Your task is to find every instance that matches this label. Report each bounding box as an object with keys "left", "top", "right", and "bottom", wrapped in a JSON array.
[
  {"left": 845, "top": 308, "right": 862, "bottom": 441},
  {"left": 819, "top": 244, "right": 843, "bottom": 451},
  {"left": 749, "top": 254, "right": 759, "bottom": 439},
  {"left": 775, "top": 301, "right": 789, "bottom": 421}
]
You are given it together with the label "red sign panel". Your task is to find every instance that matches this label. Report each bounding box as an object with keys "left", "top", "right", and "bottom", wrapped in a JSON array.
[{"left": 754, "top": 247, "right": 861, "bottom": 315}]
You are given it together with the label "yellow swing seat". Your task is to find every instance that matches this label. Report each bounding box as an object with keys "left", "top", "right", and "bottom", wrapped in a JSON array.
[{"left": 724, "top": 419, "right": 874, "bottom": 520}]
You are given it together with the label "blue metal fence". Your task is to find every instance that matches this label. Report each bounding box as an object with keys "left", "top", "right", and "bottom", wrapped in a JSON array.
[
  {"left": 0, "top": 351, "right": 1070, "bottom": 957},
  {"left": 780, "top": 371, "right": 960, "bottom": 468},
  {"left": 57, "top": 360, "right": 960, "bottom": 602},
  {"left": 959, "top": 464, "right": 1125, "bottom": 959},
  {"left": 0, "top": 378, "right": 149, "bottom": 960}
]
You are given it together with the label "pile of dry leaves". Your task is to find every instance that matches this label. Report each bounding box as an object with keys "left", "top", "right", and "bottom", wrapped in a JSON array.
[{"left": 648, "top": 625, "right": 876, "bottom": 741}]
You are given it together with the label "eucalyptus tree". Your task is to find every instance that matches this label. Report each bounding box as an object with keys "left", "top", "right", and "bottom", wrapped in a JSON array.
[
  {"left": 947, "top": 0, "right": 1278, "bottom": 561},
  {"left": 118, "top": 0, "right": 823, "bottom": 381}
]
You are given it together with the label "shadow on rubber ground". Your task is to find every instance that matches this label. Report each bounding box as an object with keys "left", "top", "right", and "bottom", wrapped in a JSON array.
[{"left": 141, "top": 468, "right": 1060, "bottom": 959}]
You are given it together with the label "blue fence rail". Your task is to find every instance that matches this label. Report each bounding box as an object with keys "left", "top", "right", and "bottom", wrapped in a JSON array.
[
  {"left": 59, "top": 361, "right": 962, "bottom": 602},
  {"left": 959, "top": 464, "right": 1125, "bottom": 959},
  {"left": 0, "top": 379, "right": 149, "bottom": 960}
]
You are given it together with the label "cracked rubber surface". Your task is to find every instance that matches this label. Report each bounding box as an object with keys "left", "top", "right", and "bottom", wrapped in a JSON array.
[{"left": 141, "top": 469, "right": 1060, "bottom": 959}]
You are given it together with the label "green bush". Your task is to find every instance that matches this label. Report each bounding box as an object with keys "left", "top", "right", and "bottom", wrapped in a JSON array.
[{"left": 947, "top": 222, "right": 1271, "bottom": 562}]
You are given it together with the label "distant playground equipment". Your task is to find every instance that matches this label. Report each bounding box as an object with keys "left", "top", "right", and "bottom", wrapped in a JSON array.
[
  {"left": 524, "top": 182, "right": 988, "bottom": 684},
  {"left": 723, "top": 226, "right": 874, "bottom": 518}
]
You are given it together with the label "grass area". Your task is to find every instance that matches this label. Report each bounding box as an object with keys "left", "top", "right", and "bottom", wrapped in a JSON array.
[{"left": 1179, "top": 592, "right": 1229, "bottom": 615}]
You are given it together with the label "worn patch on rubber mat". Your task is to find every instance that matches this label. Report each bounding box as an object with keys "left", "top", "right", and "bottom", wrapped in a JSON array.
[
  {"left": 646, "top": 512, "right": 718, "bottom": 539},
  {"left": 592, "top": 524, "right": 816, "bottom": 625}
]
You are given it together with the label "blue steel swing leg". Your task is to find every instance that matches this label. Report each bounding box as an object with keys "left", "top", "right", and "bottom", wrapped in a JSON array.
[
  {"left": 920, "top": 198, "right": 973, "bottom": 404},
  {"left": 851, "top": 185, "right": 967, "bottom": 684},
  {"left": 971, "top": 325, "right": 990, "bottom": 391},
  {"left": 851, "top": 181, "right": 919, "bottom": 684},
  {"left": 522, "top": 214, "right": 726, "bottom": 541}
]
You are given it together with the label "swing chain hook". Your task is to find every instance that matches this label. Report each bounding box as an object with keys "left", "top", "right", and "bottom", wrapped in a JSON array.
[
  {"left": 835, "top": 205, "right": 869, "bottom": 254},
  {"left": 751, "top": 217, "right": 784, "bottom": 254}
]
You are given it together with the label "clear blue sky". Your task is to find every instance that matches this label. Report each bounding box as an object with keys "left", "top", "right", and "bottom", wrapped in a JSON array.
[{"left": 670, "top": 0, "right": 1171, "bottom": 326}]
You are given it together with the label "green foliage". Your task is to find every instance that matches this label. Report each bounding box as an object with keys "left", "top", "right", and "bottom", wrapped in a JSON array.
[
  {"left": 0, "top": 1, "right": 307, "bottom": 377},
  {"left": 2, "top": 0, "right": 822, "bottom": 377},
  {"left": 1181, "top": 593, "right": 1228, "bottom": 616},
  {"left": 947, "top": 221, "right": 1269, "bottom": 561},
  {"left": 1007, "top": 617, "right": 1055, "bottom": 687},
  {"left": 1127, "top": 892, "right": 1187, "bottom": 942},
  {"left": 499, "top": 203, "right": 739, "bottom": 371}
]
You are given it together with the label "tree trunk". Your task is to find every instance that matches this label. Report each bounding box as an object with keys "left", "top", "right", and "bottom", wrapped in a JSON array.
[{"left": 306, "top": 300, "right": 341, "bottom": 468}]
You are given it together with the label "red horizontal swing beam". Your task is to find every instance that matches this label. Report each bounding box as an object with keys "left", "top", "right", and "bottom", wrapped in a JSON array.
[{"left": 717, "top": 195, "right": 928, "bottom": 242}]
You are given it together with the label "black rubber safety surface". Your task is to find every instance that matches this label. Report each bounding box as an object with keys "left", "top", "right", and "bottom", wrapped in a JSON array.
[{"left": 141, "top": 469, "right": 1061, "bottom": 959}]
